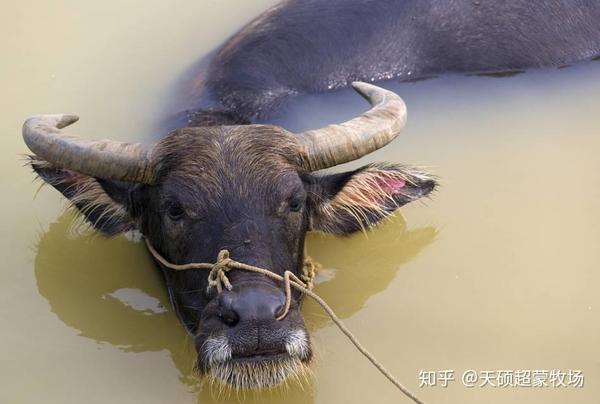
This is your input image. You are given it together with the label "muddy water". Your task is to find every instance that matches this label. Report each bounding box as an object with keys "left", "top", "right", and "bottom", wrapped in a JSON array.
[{"left": 1, "top": 1, "right": 600, "bottom": 403}]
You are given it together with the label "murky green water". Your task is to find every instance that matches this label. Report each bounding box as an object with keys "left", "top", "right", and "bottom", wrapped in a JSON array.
[{"left": 2, "top": 1, "right": 600, "bottom": 403}]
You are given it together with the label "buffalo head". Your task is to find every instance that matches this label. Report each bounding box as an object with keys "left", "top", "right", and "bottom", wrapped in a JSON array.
[{"left": 23, "top": 83, "right": 436, "bottom": 389}]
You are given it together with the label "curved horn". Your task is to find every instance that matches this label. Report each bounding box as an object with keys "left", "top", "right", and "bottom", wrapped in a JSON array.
[
  {"left": 23, "top": 114, "right": 157, "bottom": 184},
  {"left": 297, "top": 82, "right": 407, "bottom": 171}
]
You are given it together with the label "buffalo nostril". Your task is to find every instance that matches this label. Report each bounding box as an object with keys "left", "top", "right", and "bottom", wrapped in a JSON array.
[{"left": 219, "top": 307, "right": 239, "bottom": 327}]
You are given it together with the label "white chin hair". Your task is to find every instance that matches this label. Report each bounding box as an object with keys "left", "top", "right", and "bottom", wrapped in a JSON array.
[{"left": 208, "top": 356, "right": 309, "bottom": 390}]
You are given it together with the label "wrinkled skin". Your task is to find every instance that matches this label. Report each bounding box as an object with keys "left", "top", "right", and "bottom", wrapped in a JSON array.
[{"left": 31, "top": 124, "right": 435, "bottom": 388}]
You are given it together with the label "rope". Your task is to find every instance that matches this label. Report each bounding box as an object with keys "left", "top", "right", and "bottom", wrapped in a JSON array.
[{"left": 144, "top": 239, "right": 425, "bottom": 404}]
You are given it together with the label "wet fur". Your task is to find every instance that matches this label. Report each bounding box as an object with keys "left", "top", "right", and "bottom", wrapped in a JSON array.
[
  {"left": 197, "top": 330, "right": 312, "bottom": 391},
  {"left": 195, "top": 0, "right": 600, "bottom": 119},
  {"left": 202, "top": 357, "right": 311, "bottom": 392},
  {"left": 310, "top": 163, "right": 437, "bottom": 234},
  {"left": 27, "top": 156, "right": 136, "bottom": 235}
]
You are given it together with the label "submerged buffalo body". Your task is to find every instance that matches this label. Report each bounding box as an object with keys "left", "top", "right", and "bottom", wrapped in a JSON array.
[
  {"left": 191, "top": 0, "right": 600, "bottom": 123},
  {"left": 24, "top": 0, "right": 600, "bottom": 390}
]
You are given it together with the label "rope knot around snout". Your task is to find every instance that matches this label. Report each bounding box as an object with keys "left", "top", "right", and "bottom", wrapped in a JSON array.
[
  {"left": 204, "top": 248, "right": 306, "bottom": 320},
  {"left": 206, "top": 249, "right": 234, "bottom": 294}
]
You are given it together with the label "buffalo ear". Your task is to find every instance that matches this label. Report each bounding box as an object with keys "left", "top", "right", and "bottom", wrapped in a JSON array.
[
  {"left": 29, "top": 157, "right": 144, "bottom": 236},
  {"left": 308, "top": 163, "right": 436, "bottom": 234}
]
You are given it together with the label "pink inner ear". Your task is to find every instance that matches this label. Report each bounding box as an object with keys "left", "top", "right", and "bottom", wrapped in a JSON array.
[
  {"left": 342, "top": 175, "right": 407, "bottom": 206},
  {"left": 375, "top": 177, "right": 406, "bottom": 194}
]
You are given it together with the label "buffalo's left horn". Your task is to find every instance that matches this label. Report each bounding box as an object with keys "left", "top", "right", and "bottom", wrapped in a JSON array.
[
  {"left": 296, "top": 82, "right": 407, "bottom": 171},
  {"left": 23, "top": 114, "right": 157, "bottom": 184}
]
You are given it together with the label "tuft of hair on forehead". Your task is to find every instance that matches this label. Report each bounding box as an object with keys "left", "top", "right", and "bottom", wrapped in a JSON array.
[{"left": 153, "top": 125, "right": 305, "bottom": 198}]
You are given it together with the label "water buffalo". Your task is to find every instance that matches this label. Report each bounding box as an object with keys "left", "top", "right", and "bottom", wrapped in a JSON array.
[
  {"left": 23, "top": 0, "right": 600, "bottom": 391},
  {"left": 24, "top": 83, "right": 436, "bottom": 389}
]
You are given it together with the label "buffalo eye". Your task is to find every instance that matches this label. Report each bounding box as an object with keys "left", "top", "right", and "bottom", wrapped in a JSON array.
[
  {"left": 288, "top": 195, "right": 305, "bottom": 212},
  {"left": 167, "top": 203, "right": 185, "bottom": 221}
]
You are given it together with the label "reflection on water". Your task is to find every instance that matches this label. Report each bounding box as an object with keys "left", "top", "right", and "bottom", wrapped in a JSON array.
[
  {"left": 34, "top": 210, "right": 435, "bottom": 402},
  {"left": 305, "top": 215, "right": 436, "bottom": 329},
  {"left": 34, "top": 213, "right": 198, "bottom": 387}
]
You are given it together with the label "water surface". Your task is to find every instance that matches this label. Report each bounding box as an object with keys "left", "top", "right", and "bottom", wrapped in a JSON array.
[{"left": 1, "top": 1, "right": 600, "bottom": 403}]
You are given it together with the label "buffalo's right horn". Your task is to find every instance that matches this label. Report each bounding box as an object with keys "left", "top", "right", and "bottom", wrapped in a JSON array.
[
  {"left": 296, "top": 82, "right": 407, "bottom": 171},
  {"left": 23, "top": 114, "right": 157, "bottom": 184}
]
